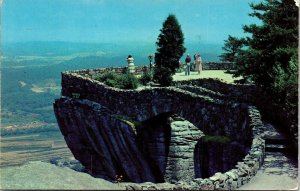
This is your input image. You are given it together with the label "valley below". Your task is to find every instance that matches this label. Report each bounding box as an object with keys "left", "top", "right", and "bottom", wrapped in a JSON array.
[{"left": 0, "top": 131, "right": 72, "bottom": 167}]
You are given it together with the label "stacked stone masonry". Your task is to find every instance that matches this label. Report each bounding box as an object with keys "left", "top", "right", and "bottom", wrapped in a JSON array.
[{"left": 54, "top": 67, "right": 266, "bottom": 190}]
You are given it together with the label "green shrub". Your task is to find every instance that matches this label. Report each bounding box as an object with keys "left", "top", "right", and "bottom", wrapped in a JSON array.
[
  {"left": 119, "top": 71, "right": 139, "bottom": 89},
  {"left": 105, "top": 79, "right": 119, "bottom": 88},
  {"left": 153, "top": 66, "right": 173, "bottom": 86},
  {"left": 93, "top": 72, "right": 119, "bottom": 82},
  {"left": 139, "top": 70, "right": 152, "bottom": 85},
  {"left": 93, "top": 71, "right": 139, "bottom": 89}
]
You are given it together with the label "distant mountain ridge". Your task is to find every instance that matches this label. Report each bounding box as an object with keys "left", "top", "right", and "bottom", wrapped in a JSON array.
[{"left": 2, "top": 41, "right": 223, "bottom": 62}]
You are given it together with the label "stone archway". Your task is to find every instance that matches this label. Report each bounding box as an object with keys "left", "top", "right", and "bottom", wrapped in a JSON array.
[{"left": 136, "top": 113, "right": 204, "bottom": 183}]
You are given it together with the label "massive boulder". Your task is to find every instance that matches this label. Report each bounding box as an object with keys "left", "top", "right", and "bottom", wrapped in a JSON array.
[{"left": 54, "top": 98, "right": 156, "bottom": 182}]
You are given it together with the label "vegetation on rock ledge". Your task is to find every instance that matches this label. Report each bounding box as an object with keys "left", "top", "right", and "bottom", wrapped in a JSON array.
[{"left": 93, "top": 71, "right": 139, "bottom": 89}]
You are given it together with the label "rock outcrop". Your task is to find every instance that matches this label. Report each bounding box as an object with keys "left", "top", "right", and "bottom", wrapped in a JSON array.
[{"left": 54, "top": 98, "right": 156, "bottom": 182}]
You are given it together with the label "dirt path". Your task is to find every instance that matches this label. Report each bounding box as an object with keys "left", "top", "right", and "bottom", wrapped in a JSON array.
[
  {"left": 238, "top": 151, "right": 298, "bottom": 190},
  {"left": 239, "top": 122, "right": 298, "bottom": 190}
]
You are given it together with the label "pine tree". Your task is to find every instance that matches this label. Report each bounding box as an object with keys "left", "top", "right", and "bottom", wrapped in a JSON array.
[
  {"left": 219, "top": 35, "right": 244, "bottom": 63},
  {"left": 235, "top": 0, "right": 298, "bottom": 89},
  {"left": 228, "top": 0, "right": 298, "bottom": 143},
  {"left": 154, "top": 14, "right": 186, "bottom": 86}
]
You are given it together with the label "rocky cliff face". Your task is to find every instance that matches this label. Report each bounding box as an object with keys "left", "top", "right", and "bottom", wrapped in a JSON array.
[
  {"left": 54, "top": 98, "right": 206, "bottom": 183},
  {"left": 54, "top": 98, "right": 156, "bottom": 182}
]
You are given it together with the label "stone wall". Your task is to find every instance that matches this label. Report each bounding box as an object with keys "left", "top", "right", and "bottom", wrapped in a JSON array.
[
  {"left": 66, "top": 66, "right": 148, "bottom": 78},
  {"left": 66, "top": 61, "right": 235, "bottom": 80},
  {"left": 136, "top": 114, "right": 205, "bottom": 183},
  {"left": 126, "top": 106, "right": 266, "bottom": 190},
  {"left": 202, "top": 62, "right": 235, "bottom": 70},
  {"left": 61, "top": 71, "right": 250, "bottom": 142},
  {"left": 54, "top": 68, "right": 266, "bottom": 189},
  {"left": 174, "top": 78, "right": 298, "bottom": 149}
]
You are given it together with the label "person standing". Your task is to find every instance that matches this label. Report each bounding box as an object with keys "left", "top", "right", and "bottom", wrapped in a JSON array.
[
  {"left": 195, "top": 54, "right": 203, "bottom": 74},
  {"left": 191, "top": 54, "right": 197, "bottom": 71},
  {"left": 185, "top": 54, "right": 191, "bottom": 76}
]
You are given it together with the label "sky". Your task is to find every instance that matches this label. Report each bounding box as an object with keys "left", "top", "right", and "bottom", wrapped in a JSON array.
[{"left": 1, "top": 0, "right": 263, "bottom": 45}]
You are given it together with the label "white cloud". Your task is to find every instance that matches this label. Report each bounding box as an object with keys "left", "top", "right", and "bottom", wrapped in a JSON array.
[{"left": 294, "top": 0, "right": 299, "bottom": 6}]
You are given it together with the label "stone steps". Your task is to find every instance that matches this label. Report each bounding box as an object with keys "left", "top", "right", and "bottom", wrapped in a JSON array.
[
  {"left": 265, "top": 143, "right": 288, "bottom": 152},
  {"left": 264, "top": 136, "right": 292, "bottom": 153},
  {"left": 265, "top": 137, "right": 288, "bottom": 144},
  {"left": 262, "top": 122, "right": 294, "bottom": 154}
]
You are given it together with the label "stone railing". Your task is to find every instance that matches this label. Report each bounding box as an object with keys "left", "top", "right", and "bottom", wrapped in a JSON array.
[
  {"left": 67, "top": 61, "right": 235, "bottom": 80},
  {"left": 175, "top": 78, "right": 298, "bottom": 150},
  {"left": 202, "top": 62, "right": 235, "bottom": 70},
  {"left": 69, "top": 66, "right": 148, "bottom": 79},
  {"left": 179, "top": 62, "right": 235, "bottom": 70},
  {"left": 61, "top": 71, "right": 250, "bottom": 142},
  {"left": 55, "top": 68, "right": 266, "bottom": 189}
]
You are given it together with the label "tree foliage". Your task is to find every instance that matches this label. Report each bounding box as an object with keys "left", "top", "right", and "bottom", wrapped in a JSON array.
[
  {"left": 223, "top": 0, "right": 298, "bottom": 101},
  {"left": 154, "top": 14, "right": 186, "bottom": 86},
  {"left": 222, "top": 0, "right": 298, "bottom": 141},
  {"left": 235, "top": 0, "right": 298, "bottom": 90},
  {"left": 219, "top": 35, "right": 244, "bottom": 63},
  {"left": 153, "top": 66, "right": 173, "bottom": 87}
]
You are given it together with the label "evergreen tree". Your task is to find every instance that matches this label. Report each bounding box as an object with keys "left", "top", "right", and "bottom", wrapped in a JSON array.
[
  {"left": 154, "top": 14, "right": 186, "bottom": 86},
  {"left": 234, "top": 0, "right": 298, "bottom": 91},
  {"left": 227, "top": 0, "right": 298, "bottom": 142},
  {"left": 219, "top": 35, "right": 244, "bottom": 63}
]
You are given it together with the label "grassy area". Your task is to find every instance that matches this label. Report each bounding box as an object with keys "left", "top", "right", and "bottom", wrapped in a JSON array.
[{"left": 173, "top": 70, "right": 242, "bottom": 84}]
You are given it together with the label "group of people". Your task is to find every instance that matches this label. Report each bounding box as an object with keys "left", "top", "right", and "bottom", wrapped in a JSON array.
[{"left": 184, "top": 54, "right": 203, "bottom": 76}]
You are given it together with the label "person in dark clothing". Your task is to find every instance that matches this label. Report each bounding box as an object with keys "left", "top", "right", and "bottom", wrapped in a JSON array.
[{"left": 185, "top": 54, "right": 191, "bottom": 76}]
